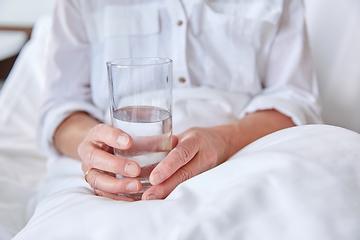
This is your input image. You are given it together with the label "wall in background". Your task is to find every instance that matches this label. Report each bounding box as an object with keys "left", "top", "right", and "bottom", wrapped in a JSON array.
[
  {"left": 0, "top": 0, "right": 56, "bottom": 82},
  {"left": 0, "top": 0, "right": 56, "bottom": 27},
  {"left": 304, "top": 0, "right": 360, "bottom": 133}
]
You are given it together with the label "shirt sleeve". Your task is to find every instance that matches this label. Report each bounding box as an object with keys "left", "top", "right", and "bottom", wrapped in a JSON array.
[
  {"left": 37, "top": 0, "right": 104, "bottom": 156},
  {"left": 239, "top": 0, "right": 322, "bottom": 125}
]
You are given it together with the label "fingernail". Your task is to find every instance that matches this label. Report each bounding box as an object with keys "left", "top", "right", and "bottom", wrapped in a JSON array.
[
  {"left": 151, "top": 172, "right": 163, "bottom": 185},
  {"left": 126, "top": 181, "right": 139, "bottom": 192},
  {"left": 125, "top": 163, "right": 138, "bottom": 177},
  {"left": 117, "top": 134, "right": 129, "bottom": 146},
  {"left": 146, "top": 193, "right": 157, "bottom": 200}
]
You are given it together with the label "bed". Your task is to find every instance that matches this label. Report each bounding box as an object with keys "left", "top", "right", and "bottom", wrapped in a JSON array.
[{"left": 1, "top": 1, "right": 360, "bottom": 239}]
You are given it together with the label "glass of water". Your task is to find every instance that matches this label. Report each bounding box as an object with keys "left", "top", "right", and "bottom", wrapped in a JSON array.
[{"left": 107, "top": 58, "right": 173, "bottom": 200}]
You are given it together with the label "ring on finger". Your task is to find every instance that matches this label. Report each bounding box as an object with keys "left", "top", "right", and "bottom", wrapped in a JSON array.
[{"left": 84, "top": 168, "right": 95, "bottom": 183}]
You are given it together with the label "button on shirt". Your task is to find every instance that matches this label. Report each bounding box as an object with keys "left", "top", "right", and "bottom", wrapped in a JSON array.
[{"left": 39, "top": 0, "right": 322, "bottom": 154}]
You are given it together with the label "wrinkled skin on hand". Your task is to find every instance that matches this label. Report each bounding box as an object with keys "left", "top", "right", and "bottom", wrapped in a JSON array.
[
  {"left": 78, "top": 124, "right": 227, "bottom": 201},
  {"left": 143, "top": 127, "right": 228, "bottom": 200}
]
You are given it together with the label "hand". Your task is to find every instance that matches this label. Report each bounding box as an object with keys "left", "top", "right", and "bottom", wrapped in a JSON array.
[
  {"left": 142, "top": 126, "right": 229, "bottom": 200},
  {"left": 58, "top": 110, "right": 294, "bottom": 201},
  {"left": 78, "top": 124, "right": 142, "bottom": 201}
]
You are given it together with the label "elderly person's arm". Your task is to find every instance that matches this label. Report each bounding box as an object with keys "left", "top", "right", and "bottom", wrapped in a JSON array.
[{"left": 53, "top": 109, "right": 294, "bottom": 201}]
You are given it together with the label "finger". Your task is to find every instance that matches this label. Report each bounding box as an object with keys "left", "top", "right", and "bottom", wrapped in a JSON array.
[
  {"left": 93, "top": 189, "right": 135, "bottom": 202},
  {"left": 88, "top": 124, "right": 132, "bottom": 150},
  {"left": 80, "top": 145, "right": 141, "bottom": 177},
  {"left": 149, "top": 135, "right": 199, "bottom": 185},
  {"left": 142, "top": 161, "right": 199, "bottom": 200},
  {"left": 84, "top": 168, "right": 141, "bottom": 195}
]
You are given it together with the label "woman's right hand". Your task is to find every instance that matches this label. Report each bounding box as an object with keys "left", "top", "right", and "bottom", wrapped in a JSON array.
[{"left": 77, "top": 124, "right": 142, "bottom": 201}]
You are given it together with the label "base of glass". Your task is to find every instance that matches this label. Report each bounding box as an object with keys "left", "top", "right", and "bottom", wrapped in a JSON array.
[
  {"left": 121, "top": 181, "right": 152, "bottom": 201},
  {"left": 116, "top": 163, "right": 158, "bottom": 200}
]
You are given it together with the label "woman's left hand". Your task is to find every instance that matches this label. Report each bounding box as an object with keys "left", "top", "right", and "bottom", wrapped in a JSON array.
[
  {"left": 141, "top": 109, "right": 296, "bottom": 200},
  {"left": 142, "top": 126, "right": 229, "bottom": 200}
]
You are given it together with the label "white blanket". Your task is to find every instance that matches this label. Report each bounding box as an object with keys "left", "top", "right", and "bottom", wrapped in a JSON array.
[{"left": 12, "top": 125, "right": 360, "bottom": 240}]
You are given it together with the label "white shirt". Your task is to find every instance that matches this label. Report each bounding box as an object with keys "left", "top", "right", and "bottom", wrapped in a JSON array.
[{"left": 39, "top": 0, "right": 322, "bottom": 154}]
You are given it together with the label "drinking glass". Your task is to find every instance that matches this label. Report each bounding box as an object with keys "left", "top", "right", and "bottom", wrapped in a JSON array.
[{"left": 107, "top": 58, "right": 173, "bottom": 200}]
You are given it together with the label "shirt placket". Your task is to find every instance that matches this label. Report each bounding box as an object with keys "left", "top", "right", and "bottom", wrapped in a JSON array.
[{"left": 167, "top": 0, "right": 190, "bottom": 88}]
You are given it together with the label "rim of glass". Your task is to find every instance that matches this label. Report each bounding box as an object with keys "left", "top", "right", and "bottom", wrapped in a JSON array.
[{"left": 106, "top": 57, "right": 172, "bottom": 68}]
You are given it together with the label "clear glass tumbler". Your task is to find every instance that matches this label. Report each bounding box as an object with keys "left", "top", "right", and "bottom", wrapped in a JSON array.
[{"left": 107, "top": 58, "right": 173, "bottom": 200}]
